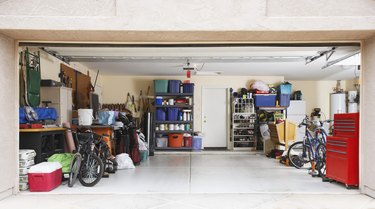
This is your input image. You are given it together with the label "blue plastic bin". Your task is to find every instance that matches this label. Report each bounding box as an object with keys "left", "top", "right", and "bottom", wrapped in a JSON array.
[
  {"left": 154, "top": 80, "right": 168, "bottom": 93},
  {"left": 183, "top": 83, "right": 194, "bottom": 93},
  {"left": 155, "top": 96, "right": 163, "bottom": 105},
  {"left": 167, "top": 108, "right": 179, "bottom": 121},
  {"left": 192, "top": 136, "right": 202, "bottom": 151},
  {"left": 279, "top": 94, "right": 291, "bottom": 107},
  {"left": 156, "top": 108, "right": 166, "bottom": 121},
  {"left": 254, "top": 94, "right": 277, "bottom": 107},
  {"left": 168, "top": 80, "right": 181, "bottom": 93},
  {"left": 279, "top": 83, "right": 292, "bottom": 94}
]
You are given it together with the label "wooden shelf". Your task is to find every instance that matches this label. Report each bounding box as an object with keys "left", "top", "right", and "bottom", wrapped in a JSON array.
[
  {"left": 155, "top": 93, "right": 193, "bottom": 97},
  {"left": 155, "top": 121, "right": 193, "bottom": 124}
]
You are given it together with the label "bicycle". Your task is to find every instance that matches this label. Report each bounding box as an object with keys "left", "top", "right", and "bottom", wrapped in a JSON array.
[
  {"left": 287, "top": 116, "right": 330, "bottom": 177},
  {"left": 68, "top": 130, "right": 105, "bottom": 187}
]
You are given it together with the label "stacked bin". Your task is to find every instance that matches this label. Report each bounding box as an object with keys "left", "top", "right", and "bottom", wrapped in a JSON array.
[
  {"left": 278, "top": 82, "right": 292, "bottom": 107},
  {"left": 19, "top": 149, "right": 36, "bottom": 191},
  {"left": 168, "top": 80, "right": 181, "bottom": 93},
  {"left": 154, "top": 80, "right": 168, "bottom": 93}
]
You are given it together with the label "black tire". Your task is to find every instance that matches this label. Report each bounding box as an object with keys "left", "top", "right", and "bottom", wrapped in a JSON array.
[
  {"left": 68, "top": 154, "right": 82, "bottom": 187},
  {"left": 78, "top": 154, "right": 104, "bottom": 187},
  {"left": 316, "top": 143, "right": 327, "bottom": 178},
  {"left": 287, "top": 141, "right": 312, "bottom": 169}
]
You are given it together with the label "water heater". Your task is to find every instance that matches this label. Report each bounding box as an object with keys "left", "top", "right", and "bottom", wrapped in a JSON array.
[{"left": 330, "top": 93, "right": 347, "bottom": 119}]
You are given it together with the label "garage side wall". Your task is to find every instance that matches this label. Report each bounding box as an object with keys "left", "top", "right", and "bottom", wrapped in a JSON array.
[
  {"left": 362, "top": 36, "right": 375, "bottom": 197},
  {"left": 0, "top": 33, "right": 17, "bottom": 199}
]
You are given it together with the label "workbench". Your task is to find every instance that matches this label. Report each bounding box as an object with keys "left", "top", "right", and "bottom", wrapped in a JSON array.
[{"left": 19, "top": 128, "right": 66, "bottom": 163}]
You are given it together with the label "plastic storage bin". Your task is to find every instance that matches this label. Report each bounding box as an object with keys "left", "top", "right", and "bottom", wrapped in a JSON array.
[
  {"left": 192, "top": 136, "right": 202, "bottom": 150},
  {"left": 19, "top": 149, "right": 36, "bottom": 160},
  {"left": 140, "top": 150, "right": 148, "bottom": 162},
  {"left": 168, "top": 80, "right": 181, "bottom": 93},
  {"left": 279, "top": 83, "right": 292, "bottom": 94},
  {"left": 154, "top": 80, "right": 168, "bottom": 93},
  {"left": 156, "top": 108, "right": 166, "bottom": 121},
  {"left": 156, "top": 137, "right": 168, "bottom": 147},
  {"left": 19, "top": 159, "right": 35, "bottom": 168},
  {"left": 19, "top": 182, "right": 29, "bottom": 191},
  {"left": 183, "top": 136, "right": 192, "bottom": 147},
  {"left": 183, "top": 83, "right": 194, "bottom": 93},
  {"left": 155, "top": 96, "right": 163, "bottom": 105},
  {"left": 169, "top": 134, "right": 183, "bottom": 148},
  {"left": 28, "top": 162, "right": 62, "bottom": 192},
  {"left": 254, "top": 94, "right": 277, "bottom": 107},
  {"left": 167, "top": 108, "right": 179, "bottom": 121},
  {"left": 279, "top": 94, "right": 291, "bottom": 107}
]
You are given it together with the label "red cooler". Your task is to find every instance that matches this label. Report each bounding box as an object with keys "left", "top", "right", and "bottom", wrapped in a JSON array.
[{"left": 28, "top": 162, "right": 62, "bottom": 192}]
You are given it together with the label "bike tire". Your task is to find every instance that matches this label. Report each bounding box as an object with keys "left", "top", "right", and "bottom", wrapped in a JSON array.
[
  {"left": 68, "top": 154, "right": 82, "bottom": 188},
  {"left": 316, "top": 143, "right": 327, "bottom": 178},
  {"left": 287, "top": 141, "right": 312, "bottom": 169},
  {"left": 78, "top": 154, "right": 104, "bottom": 187}
]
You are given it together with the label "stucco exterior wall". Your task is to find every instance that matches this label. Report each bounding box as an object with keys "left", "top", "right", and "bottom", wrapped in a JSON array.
[
  {"left": 361, "top": 36, "right": 375, "bottom": 197},
  {"left": 0, "top": 0, "right": 374, "bottom": 199},
  {"left": 0, "top": 34, "right": 17, "bottom": 199}
]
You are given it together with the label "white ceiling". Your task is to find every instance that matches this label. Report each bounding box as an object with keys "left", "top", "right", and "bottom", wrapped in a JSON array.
[{"left": 44, "top": 45, "right": 361, "bottom": 80}]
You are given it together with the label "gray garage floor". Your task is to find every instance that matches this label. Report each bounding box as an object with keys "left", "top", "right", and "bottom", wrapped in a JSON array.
[
  {"left": 3, "top": 152, "right": 371, "bottom": 209},
  {"left": 21, "top": 152, "right": 358, "bottom": 194}
]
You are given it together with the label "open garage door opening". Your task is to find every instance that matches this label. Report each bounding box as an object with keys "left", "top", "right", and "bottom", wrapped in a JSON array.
[{"left": 17, "top": 42, "right": 362, "bottom": 195}]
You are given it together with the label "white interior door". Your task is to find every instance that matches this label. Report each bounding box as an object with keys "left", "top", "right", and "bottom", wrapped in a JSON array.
[{"left": 202, "top": 88, "right": 227, "bottom": 148}]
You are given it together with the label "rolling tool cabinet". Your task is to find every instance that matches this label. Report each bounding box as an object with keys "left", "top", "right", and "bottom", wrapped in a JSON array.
[{"left": 326, "top": 113, "right": 359, "bottom": 188}]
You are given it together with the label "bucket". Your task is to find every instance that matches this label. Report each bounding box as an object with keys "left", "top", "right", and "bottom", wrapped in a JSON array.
[
  {"left": 192, "top": 136, "right": 202, "bottom": 151},
  {"left": 78, "top": 109, "right": 93, "bottom": 126},
  {"left": 183, "top": 136, "right": 192, "bottom": 147}
]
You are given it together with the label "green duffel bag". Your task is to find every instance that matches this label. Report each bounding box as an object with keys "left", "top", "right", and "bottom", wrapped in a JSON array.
[{"left": 48, "top": 153, "right": 74, "bottom": 173}]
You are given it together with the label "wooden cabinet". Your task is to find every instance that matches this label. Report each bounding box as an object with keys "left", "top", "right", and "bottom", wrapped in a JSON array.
[{"left": 41, "top": 87, "right": 73, "bottom": 125}]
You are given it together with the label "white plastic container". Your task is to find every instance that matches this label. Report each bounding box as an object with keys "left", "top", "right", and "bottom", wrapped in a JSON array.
[
  {"left": 78, "top": 109, "right": 93, "bottom": 126},
  {"left": 156, "top": 137, "right": 168, "bottom": 147},
  {"left": 19, "top": 175, "right": 28, "bottom": 183},
  {"left": 19, "top": 182, "right": 29, "bottom": 191},
  {"left": 19, "top": 167, "right": 29, "bottom": 175},
  {"left": 19, "top": 149, "right": 36, "bottom": 160},
  {"left": 19, "top": 159, "right": 35, "bottom": 168}
]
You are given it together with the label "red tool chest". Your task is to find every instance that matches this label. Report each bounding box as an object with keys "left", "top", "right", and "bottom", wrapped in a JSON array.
[{"left": 326, "top": 113, "right": 359, "bottom": 187}]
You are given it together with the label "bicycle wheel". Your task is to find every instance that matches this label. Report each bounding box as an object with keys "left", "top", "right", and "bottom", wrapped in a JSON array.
[
  {"left": 78, "top": 154, "right": 104, "bottom": 187},
  {"left": 316, "top": 143, "right": 327, "bottom": 178},
  {"left": 68, "top": 153, "right": 82, "bottom": 187},
  {"left": 287, "top": 141, "right": 312, "bottom": 169}
]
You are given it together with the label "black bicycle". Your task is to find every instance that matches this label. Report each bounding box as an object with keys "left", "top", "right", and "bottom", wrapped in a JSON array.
[{"left": 68, "top": 130, "right": 104, "bottom": 187}]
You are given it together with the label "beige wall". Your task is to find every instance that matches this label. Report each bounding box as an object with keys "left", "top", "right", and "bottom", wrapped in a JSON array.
[
  {"left": 290, "top": 80, "right": 358, "bottom": 119},
  {"left": 0, "top": 34, "right": 17, "bottom": 199},
  {"left": 361, "top": 36, "right": 375, "bottom": 197},
  {"left": 27, "top": 48, "right": 103, "bottom": 85},
  {"left": 25, "top": 48, "right": 103, "bottom": 100},
  {"left": 102, "top": 75, "right": 284, "bottom": 132}
]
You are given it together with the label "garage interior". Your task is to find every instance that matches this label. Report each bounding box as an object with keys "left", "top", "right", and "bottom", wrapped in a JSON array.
[{"left": 17, "top": 43, "right": 362, "bottom": 195}]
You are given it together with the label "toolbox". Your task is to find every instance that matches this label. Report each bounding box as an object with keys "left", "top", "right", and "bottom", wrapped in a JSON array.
[{"left": 326, "top": 113, "right": 359, "bottom": 188}]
